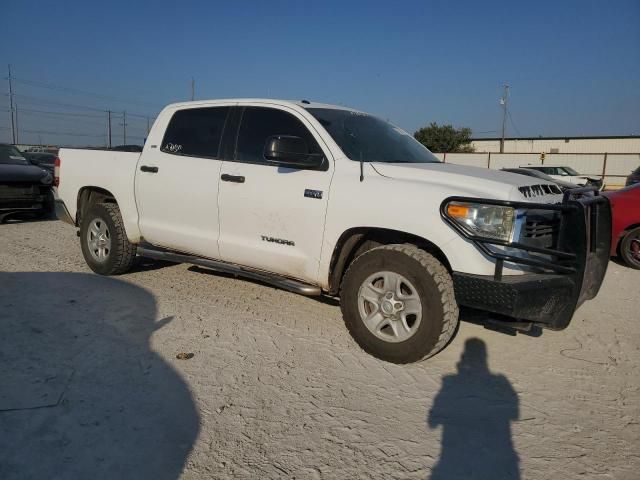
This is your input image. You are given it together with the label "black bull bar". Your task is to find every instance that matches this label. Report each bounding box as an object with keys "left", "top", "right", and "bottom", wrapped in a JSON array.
[{"left": 441, "top": 187, "right": 611, "bottom": 330}]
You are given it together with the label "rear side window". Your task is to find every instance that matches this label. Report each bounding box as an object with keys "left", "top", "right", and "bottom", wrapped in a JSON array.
[
  {"left": 235, "top": 107, "right": 322, "bottom": 164},
  {"left": 161, "top": 107, "right": 230, "bottom": 158}
]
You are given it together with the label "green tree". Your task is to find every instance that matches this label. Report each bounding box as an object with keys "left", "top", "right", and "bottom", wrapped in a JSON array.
[{"left": 413, "top": 123, "right": 474, "bottom": 153}]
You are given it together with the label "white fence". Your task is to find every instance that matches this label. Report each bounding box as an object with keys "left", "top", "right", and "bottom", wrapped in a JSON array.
[{"left": 438, "top": 152, "right": 639, "bottom": 187}]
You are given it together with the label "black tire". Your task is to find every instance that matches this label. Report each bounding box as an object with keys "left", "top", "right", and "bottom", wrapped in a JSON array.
[
  {"left": 340, "top": 244, "right": 459, "bottom": 364},
  {"left": 620, "top": 226, "right": 640, "bottom": 270},
  {"left": 80, "top": 202, "right": 136, "bottom": 275}
]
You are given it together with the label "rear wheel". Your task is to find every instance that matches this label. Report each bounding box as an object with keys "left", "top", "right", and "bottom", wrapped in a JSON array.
[
  {"left": 620, "top": 226, "right": 640, "bottom": 270},
  {"left": 340, "top": 244, "right": 459, "bottom": 364},
  {"left": 80, "top": 202, "right": 136, "bottom": 275}
]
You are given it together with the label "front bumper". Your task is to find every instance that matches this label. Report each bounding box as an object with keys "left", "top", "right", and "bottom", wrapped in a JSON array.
[
  {"left": 0, "top": 185, "right": 49, "bottom": 221},
  {"left": 443, "top": 188, "right": 611, "bottom": 330}
]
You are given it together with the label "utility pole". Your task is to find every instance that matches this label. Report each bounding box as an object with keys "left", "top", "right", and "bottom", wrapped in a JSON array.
[
  {"left": 122, "top": 110, "right": 127, "bottom": 145},
  {"left": 14, "top": 104, "right": 19, "bottom": 144},
  {"left": 107, "top": 110, "right": 112, "bottom": 149},
  {"left": 499, "top": 84, "right": 509, "bottom": 153},
  {"left": 191, "top": 77, "right": 195, "bottom": 101},
  {"left": 7, "top": 64, "right": 16, "bottom": 144}
]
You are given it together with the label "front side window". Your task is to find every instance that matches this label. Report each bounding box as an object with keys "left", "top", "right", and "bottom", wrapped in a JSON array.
[
  {"left": 161, "top": 107, "right": 230, "bottom": 158},
  {"left": 235, "top": 107, "right": 322, "bottom": 164},
  {"left": 307, "top": 108, "right": 440, "bottom": 164}
]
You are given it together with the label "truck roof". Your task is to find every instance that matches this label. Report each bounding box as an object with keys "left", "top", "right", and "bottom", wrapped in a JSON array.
[{"left": 163, "top": 98, "right": 361, "bottom": 112}]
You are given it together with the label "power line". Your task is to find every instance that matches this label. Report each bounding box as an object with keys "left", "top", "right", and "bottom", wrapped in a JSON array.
[
  {"left": 3, "top": 93, "right": 157, "bottom": 119},
  {"left": 11, "top": 107, "right": 106, "bottom": 119},
  {"left": 5, "top": 93, "right": 110, "bottom": 112},
  {"left": 22, "top": 128, "right": 105, "bottom": 137},
  {"left": 507, "top": 110, "right": 522, "bottom": 137},
  {"left": 10, "top": 76, "right": 163, "bottom": 109},
  {"left": 21, "top": 127, "right": 146, "bottom": 140}
]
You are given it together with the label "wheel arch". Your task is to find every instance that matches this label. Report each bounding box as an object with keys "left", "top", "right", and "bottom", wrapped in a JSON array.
[
  {"left": 616, "top": 222, "right": 640, "bottom": 254},
  {"left": 76, "top": 186, "right": 118, "bottom": 227},
  {"left": 327, "top": 227, "right": 452, "bottom": 295}
]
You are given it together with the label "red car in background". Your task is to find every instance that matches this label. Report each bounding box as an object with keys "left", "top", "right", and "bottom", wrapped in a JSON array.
[{"left": 604, "top": 184, "right": 640, "bottom": 269}]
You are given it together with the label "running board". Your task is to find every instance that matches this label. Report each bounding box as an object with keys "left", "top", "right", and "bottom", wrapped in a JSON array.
[{"left": 136, "top": 246, "right": 322, "bottom": 296}]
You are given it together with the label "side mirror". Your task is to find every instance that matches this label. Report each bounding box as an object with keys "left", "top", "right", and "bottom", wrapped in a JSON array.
[{"left": 264, "top": 135, "right": 323, "bottom": 169}]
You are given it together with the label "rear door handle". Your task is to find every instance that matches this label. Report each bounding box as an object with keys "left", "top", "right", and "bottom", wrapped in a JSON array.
[
  {"left": 221, "top": 174, "right": 245, "bottom": 183},
  {"left": 140, "top": 165, "right": 159, "bottom": 173}
]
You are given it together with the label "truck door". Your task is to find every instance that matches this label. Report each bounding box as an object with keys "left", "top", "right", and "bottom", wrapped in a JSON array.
[
  {"left": 217, "top": 106, "right": 333, "bottom": 283},
  {"left": 134, "top": 105, "right": 231, "bottom": 259}
]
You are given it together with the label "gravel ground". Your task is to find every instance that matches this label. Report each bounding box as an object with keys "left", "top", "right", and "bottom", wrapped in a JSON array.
[{"left": 1, "top": 219, "right": 639, "bottom": 480}]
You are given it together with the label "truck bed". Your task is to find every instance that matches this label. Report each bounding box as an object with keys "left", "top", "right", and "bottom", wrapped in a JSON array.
[{"left": 56, "top": 148, "right": 141, "bottom": 239}]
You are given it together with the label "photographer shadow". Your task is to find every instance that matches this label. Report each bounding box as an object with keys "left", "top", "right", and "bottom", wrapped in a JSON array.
[{"left": 428, "top": 338, "right": 520, "bottom": 480}]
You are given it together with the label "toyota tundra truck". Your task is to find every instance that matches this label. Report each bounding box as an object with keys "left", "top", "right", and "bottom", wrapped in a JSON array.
[{"left": 53, "top": 99, "right": 611, "bottom": 363}]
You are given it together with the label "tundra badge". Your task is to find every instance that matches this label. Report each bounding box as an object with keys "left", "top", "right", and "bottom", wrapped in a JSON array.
[{"left": 261, "top": 236, "right": 295, "bottom": 246}]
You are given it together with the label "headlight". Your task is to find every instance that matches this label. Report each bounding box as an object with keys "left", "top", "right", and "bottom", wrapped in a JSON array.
[{"left": 445, "top": 201, "right": 515, "bottom": 242}]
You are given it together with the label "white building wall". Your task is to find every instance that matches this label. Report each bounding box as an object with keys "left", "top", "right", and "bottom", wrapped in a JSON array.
[
  {"left": 471, "top": 137, "right": 640, "bottom": 154},
  {"left": 441, "top": 152, "right": 639, "bottom": 187}
]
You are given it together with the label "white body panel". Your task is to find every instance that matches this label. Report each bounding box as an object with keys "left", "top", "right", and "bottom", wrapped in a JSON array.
[
  {"left": 134, "top": 102, "right": 234, "bottom": 258},
  {"left": 57, "top": 98, "right": 564, "bottom": 290},
  {"left": 216, "top": 101, "right": 334, "bottom": 282},
  {"left": 55, "top": 149, "right": 142, "bottom": 241}
]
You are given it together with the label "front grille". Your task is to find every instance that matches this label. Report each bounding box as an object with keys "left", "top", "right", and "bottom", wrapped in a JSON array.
[
  {"left": 521, "top": 214, "right": 560, "bottom": 248},
  {"left": 0, "top": 184, "right": 39, "bottom": 199},
  {"left": 0, "top": 184, "right": 47, "bottom": 209},
  {"left": 519, "top": 184, "right": 562, "bottom": 198}
]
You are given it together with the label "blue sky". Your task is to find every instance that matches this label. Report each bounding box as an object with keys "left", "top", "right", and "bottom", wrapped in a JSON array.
[{"left": 2, "top": 0, "right": 639, "bottom": 145}]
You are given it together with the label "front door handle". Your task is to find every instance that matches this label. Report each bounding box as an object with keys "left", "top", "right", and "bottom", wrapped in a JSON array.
[
  {"left": 221, "top": 174, "right": 245, "bottom": 183},
  {"left": 140, "top": 165, "right": 159, "bottom": 173}
]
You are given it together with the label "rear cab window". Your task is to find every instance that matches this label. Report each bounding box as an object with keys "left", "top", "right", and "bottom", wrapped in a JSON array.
[{"left": 161, "top": 107, "right": 230, "bottom": 159}]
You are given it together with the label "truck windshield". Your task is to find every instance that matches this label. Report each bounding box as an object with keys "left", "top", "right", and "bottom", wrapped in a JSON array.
[
  {"left": 307, "top": 108, "right": 440, "bottom": 164},
  {"left": 0, "top": 145, "right": 29, "bottom": 165}
]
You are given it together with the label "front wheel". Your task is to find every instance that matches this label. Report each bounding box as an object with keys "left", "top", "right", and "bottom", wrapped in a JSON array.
[
  {"left": 80, "top": 202, "right": 136, "bottom": 275},
  {"left": 620, "top": 226, "right": 640, "bottom": 270},
  {"left": 340, "top": 244, "right": 459, "bottom": 364}
]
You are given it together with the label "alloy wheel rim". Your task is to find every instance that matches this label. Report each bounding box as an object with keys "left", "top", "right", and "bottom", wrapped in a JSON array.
[
  {"left": 357, "top": 271, "right": 422, "bottom": 343},
  {"left": 87, "top": 218, "right": 111, "bottom": 262}
]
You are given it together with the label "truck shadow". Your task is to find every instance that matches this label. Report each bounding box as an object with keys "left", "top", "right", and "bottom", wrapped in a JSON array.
[
  {"left": 427, "top": 338, "right": 520, "bottom": 480},
  {"left": 0, "top": 272, "right": 199, "bottom": 480}
]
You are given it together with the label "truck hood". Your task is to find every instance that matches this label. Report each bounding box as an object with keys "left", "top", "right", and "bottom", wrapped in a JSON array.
[
  {"left": 0, "top": 163, "right": 51, "bottom": 184},
  {"left": 371, "top": 162, "right": 563, "bottom": 202}
]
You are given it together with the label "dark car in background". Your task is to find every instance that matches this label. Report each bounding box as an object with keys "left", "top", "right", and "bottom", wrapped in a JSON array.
[
  {"left": 501, "top": 167, "right": 578, "bottom": 192},
  {"left": 23, "top": 152, "right": 57, "bottom": 174},
  {"left": 0, "top": 144, "right": 53, "bottom": 222},
  {"left": 626, "top": 166, "right": 640, "bottom": 186},
  {"left": 111, "top": 144, "right": 143, "bottom": 152}
]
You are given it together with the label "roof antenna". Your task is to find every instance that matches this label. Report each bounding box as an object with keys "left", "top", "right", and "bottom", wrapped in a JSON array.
[
  {"left": 359, "top": 151, "right": 364, "bottom": 182},
  {"left": 301, "top": 99, "right": 311, "bottom": 104}
]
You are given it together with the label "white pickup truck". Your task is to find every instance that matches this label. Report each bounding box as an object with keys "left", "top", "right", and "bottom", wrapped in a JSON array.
[{"left": 54, "top": 99, "right": 611, "bottom": 363}]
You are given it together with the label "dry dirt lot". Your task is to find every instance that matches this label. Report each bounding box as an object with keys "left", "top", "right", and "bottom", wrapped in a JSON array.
[{"left": 1, "top": 219, "right": 639, "bottom": 480}]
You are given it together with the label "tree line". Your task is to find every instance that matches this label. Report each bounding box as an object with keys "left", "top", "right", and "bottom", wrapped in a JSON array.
[{"left": 413, "top": 123, "right": 474, "bottom": 153}]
